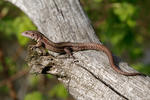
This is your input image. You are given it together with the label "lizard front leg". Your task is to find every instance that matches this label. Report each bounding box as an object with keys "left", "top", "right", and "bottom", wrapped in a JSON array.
[
  {"left": 30, "top": 41, "right": 42, "bottom": 50},
  {"left": 30, "top": 41, "right": 47, "bottom": 55},
  {"left": 35, "top": 41, "right": 43, "bottom": 48}
]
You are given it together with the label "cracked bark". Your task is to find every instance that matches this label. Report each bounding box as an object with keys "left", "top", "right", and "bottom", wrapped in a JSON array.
[{"left": 7, "top": 0, "right": 150, "bottom": 100}]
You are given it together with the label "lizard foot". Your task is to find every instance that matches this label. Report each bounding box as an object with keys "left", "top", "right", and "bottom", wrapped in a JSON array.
[
  {"left": 29, "top": 45, "right": 47, "bottom": 56},
  {"left": 64, "top": 47, "right": 75, "bottom": 59}
]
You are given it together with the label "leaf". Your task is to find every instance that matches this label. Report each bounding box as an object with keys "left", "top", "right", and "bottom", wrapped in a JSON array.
[
  {"left": 24, "top": 91, "right": 43, "bottom": 100},
  {"left": 127, "top": 19, "right": 136, "bottom": 28},
  {"left": 113, "top": 2, "right": 136, "bottom": 22},
  {"left": 49, "top": 84, "right": 68, "bottom": 99}
]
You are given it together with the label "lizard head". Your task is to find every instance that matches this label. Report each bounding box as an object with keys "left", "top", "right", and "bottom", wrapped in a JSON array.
[{"left": 22, "top": 31, "right": 42, "bottom": 41}]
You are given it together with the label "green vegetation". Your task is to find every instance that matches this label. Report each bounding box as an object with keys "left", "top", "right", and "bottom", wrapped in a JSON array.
[
  {"left": 49, "top": 84, "right": 68, "bottom": 99},
  {"left": 24, "top": 91, "right": 43, "bottom": 100}
]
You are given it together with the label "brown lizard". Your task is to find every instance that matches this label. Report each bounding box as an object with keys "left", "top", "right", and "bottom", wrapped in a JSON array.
[{"left": 22, "top": 30, "right": 143, "bottom": 76}]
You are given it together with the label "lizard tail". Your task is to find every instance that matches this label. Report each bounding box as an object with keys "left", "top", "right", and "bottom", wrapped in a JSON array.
[
  {"left": 75, "top": 43, "right": 144, "bottom": 76},
  {"left": 100, "top": 45, "right": 143, "bottom": 76}
]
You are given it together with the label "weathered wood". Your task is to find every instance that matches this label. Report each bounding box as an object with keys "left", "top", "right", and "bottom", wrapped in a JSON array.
[{"left": 8, "top": 0, "right": 150, "bottom": 100}]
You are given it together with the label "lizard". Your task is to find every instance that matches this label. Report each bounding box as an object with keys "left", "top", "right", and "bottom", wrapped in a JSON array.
[{"left": 22, "top": 30, "right": 144, "bottom": 76}]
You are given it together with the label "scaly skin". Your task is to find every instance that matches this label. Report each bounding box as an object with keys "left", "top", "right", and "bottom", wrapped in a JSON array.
[{"left": 22, "top": 30, "right": 144, "bottom": 76}]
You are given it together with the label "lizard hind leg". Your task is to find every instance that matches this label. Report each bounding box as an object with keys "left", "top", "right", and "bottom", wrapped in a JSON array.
[{"left": 64, "top": 47, "right": 75, "bottom": 59}]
